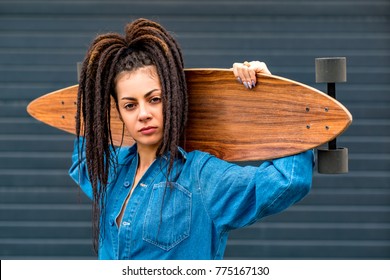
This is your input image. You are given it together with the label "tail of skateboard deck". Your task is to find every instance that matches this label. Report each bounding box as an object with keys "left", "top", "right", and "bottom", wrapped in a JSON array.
[{"left": 27, "top": 69, "right": 352, "bottom": 161}]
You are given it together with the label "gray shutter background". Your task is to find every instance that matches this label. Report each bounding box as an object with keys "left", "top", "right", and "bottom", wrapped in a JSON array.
[{"left": 0, "top": 0, "right": 389, "bottom": 259}]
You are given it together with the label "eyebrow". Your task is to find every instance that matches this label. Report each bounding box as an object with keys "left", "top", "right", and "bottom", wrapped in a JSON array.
[{"left": 121, "top": 89, "right": 160, "bottom": 101}]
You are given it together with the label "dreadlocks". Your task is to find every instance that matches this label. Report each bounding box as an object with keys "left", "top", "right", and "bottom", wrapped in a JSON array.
[{"left": 76, "top": 18, "right": 188, "bottom": 253}]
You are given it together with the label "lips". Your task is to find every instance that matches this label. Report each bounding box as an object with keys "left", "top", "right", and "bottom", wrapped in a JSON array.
[{"left": 139, "top": 126, "right": 158, "bottom": 135}]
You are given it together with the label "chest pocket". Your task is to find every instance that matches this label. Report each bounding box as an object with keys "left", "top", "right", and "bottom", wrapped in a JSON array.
[{"left": 143, "top": 182, "right": 191, "bottom": 251}]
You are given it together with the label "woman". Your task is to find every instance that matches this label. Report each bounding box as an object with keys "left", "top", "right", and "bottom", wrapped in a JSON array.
[{"left": 70, "top": 18, "right": 313, "bottom": 259}]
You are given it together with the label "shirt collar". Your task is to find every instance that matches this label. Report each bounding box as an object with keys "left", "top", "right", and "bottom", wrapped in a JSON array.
[{"left": 120, "top": 143, "right": 187, "bottom": 161}]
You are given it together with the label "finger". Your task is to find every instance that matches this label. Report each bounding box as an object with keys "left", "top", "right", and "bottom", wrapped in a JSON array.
[
  {"left": 250, "top": 61, "right": 272, "bottom": 75},
  {"left": 238, "top": 66, "right": 252, "bottom": 89},
  {"left": 233, "top": 62, "right": 255, "bottom": 89},
  {"left": 247, "top": 61, "right": 271, "bottom": 87},
  {"left": 232, "top": 63, "right": 242, "bottom": 83},
  {"left": 241, "top": 62, "right": 254, "bottom": 88},
  {"left": 247, "top": 66, "right": 258, "bottom": 87},
  {"left": 233, "top": 64, "right": 251, "bottom": 88}
]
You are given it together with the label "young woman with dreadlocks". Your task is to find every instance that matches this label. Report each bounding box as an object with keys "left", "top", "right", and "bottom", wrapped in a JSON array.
[{"left": 69, "top": 18, "right": 314, "bottom": 259}]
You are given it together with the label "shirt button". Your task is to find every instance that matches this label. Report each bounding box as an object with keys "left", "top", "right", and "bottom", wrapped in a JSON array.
[
  {"left": 123, "top": 181, "right": 130, "bottom": 188},
  {"left": 122, "top": 221, "right": 130, "bottom": 226}
]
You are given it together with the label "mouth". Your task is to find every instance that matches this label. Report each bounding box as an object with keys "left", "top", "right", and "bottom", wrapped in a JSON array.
[{"left": 139, "top": 126, "right": 158, "bottom": 135}]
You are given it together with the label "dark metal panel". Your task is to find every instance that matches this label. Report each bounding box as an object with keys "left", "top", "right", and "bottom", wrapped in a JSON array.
[{"left": 0, "top": 0, "right": 389, "bottom": 260}]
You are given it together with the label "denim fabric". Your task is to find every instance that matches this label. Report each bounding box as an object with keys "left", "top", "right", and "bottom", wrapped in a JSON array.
[{"left": 69, "top": 138, "right": 314, "bottom": 259}]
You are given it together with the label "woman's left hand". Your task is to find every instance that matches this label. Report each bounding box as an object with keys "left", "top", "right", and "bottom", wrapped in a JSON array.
[{"left": 232, "top": 61, "right": 271, "bottom": 89}]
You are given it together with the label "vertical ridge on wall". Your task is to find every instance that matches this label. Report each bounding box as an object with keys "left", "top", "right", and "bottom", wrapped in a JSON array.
[{"left": 0, "top": 0, "right": 389, "bottom": 259}]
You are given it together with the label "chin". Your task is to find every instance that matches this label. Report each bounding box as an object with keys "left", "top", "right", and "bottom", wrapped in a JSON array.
[{"left": 136, "top": 137, "right": 163, "bottom": 149}]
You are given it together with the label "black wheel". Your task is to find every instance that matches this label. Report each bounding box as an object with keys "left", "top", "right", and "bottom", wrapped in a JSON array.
[
  {"left": 317, "top": 147, "right": 349, "bottom": 174},
  {"left": 315, "top": 57, "right": 347, "bottom": 83}
]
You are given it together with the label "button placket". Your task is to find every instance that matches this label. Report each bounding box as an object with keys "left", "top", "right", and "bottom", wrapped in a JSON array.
[{"left": 117, "top": 160, "right": 162, "bottom": 258}]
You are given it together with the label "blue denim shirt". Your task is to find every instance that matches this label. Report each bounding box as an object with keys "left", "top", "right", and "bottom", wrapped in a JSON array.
[{"left": 69, "top": 138, "right": 314, "bottom": 259}]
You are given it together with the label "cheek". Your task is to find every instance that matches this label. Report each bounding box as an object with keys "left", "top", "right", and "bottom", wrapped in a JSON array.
[
  {"left": 155, "top": 103, "right": 164, "bottom": 119},
  {"left": 117, "top": 110, "right": 136, "bottom": 129}
]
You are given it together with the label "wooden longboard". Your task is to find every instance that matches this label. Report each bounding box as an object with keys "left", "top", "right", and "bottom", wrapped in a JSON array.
[{"left": 27, "top": 69, "right": 352, "bottom": 161}]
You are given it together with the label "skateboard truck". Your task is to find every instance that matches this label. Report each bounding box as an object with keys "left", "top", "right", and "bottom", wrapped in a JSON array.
[{"left": 315, "top": 57, "right": 348, "bottom": 174}]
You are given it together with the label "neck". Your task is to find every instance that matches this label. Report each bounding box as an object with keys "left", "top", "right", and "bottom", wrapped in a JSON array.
[{"left": 136, "top": 144, "right": 158, "bottom": 172}]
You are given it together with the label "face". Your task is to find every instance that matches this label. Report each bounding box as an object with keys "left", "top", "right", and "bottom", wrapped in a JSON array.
[{"left": 115, "top": 66, "right": 163, "bottom": 153}]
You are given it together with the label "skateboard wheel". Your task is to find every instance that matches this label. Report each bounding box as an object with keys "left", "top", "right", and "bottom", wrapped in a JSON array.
[
  {"left": 315, "top": 57, "right": 347, "bottom": 83},
  {"left": 317, "top": 147, "right": 348, "bottom": 174}
]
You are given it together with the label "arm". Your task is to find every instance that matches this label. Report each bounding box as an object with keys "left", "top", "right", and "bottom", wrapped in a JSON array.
[
  {"left": 195, "top": 61, "right": 313, "bottom": 233},
  {"left": 69, "top": 137, "right": 94, "bottom": 200},
  {"left": 68, "top": 137, "right": 124, "bottom": 200},
  {"left": 197, "top": 150, "right": 314, "bottom": 233}
]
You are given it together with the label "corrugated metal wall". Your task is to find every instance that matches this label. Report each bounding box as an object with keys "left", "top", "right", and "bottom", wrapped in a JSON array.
[{"left": 0, "top": 0, "right": 389, "bottom": 259}]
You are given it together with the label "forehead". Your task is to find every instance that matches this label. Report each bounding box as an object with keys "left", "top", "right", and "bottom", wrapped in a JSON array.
[
  {"left": 116, "top": 65, "right": 159, "bottom": 84},
  {"left": 115, "top": 66, "right": 161, "bottom": 96}
]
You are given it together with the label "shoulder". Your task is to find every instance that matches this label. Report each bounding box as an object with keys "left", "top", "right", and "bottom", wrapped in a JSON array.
[
  {"left": 180, "top": 148, "right": 215, "bottom": 165},
  {"left": 115, "top": 144, "right": 137, "bottom": 165},
  {"left": 180, "top": 148, "right": 235, "bottom": 178}
]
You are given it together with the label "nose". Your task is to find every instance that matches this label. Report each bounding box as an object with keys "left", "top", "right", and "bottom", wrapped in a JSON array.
[{"left": 138, "top": 103, "right": 152, "bottom": 122}]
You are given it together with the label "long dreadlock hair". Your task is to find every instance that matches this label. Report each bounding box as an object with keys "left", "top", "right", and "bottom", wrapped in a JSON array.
[{"left": 76, "top": 18, "right": 188, "bottom": 253}]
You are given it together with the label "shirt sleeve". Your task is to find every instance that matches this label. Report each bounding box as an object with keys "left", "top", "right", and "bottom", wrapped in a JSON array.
[
  {"left": 68, "top": 137, "right": 94, "bottom": 200},
  {"left": 196, "top": 150, "right": 314, "bottom": 233}
]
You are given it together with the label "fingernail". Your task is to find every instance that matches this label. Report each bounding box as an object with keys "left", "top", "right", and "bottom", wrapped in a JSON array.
[
  {"left": 252, "top": 80, "right": 256, "bottom": 87},
  {"left": 237, "top": 77, "right": 242, "bottom": 84},
  {"left": 243, "top": 81, "right": 249, "bottom": 89}
]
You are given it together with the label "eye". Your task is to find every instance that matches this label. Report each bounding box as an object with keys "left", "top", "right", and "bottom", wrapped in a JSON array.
[
  {"left": 150, "top": 96, "right": 162, "bottom": 104},
  {"left": 123, "top": 103, "right": 136, "bottom": 111}
]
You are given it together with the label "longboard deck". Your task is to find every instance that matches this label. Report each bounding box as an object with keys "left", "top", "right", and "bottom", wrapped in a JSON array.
[{"left": 27, "top": 69, "right": 352, "bottom": 161}]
